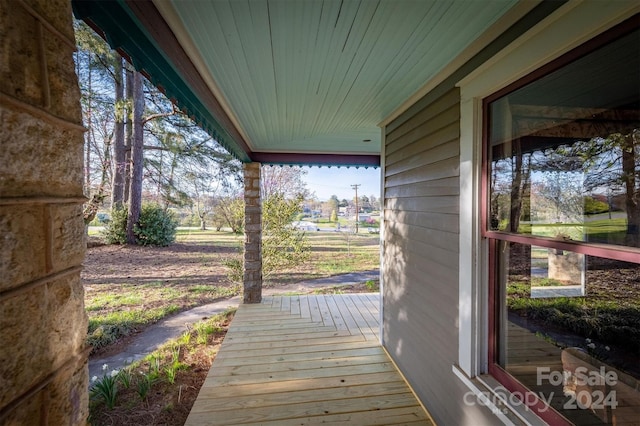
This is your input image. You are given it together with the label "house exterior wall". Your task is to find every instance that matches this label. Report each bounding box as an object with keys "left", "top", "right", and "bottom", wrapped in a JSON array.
[
  {"left": 0, "top": 0, "right": 89, "bottom": 423},
  {"left": 383, "top": 87, "right": 497, "bottom": 424},
  {"left": 383, "top": 3, "right": 639, "bottom": 425}
]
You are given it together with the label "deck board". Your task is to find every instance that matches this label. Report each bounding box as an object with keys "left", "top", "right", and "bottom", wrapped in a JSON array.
[{"left": 186, "top": 293, "right": 433, "bottom": 426}]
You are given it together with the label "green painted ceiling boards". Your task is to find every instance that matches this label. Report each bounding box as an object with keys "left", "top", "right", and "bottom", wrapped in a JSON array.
[{"left": 156, "top": 0, "right": 517, "bottom": 157}]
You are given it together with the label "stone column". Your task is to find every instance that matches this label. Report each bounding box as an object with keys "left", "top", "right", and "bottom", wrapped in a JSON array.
[
  {"left": 0, "top": 0, "right": 89, "bottom": 424},
  {"left": 243, "top": 162, "right": 262, "bottom": 303}
]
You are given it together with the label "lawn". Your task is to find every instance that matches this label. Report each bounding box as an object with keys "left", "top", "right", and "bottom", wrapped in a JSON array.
[
  {"left": 84, "top": 228, "right": 380, "bottom": 424},
  {"left": 83, "top": 229, "right": 380, "bottom": 354},
  {"left": 522, "top": 217, "right": 629, "bottom": 244}
]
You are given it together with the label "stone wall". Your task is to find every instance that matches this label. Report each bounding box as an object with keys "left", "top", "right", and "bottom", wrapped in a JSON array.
[
  {"left": 243, "top": 162, "right": 262, "bottom": 303},
  {"left": 0, "top": 0, "right": 89, "bottom": 424}
]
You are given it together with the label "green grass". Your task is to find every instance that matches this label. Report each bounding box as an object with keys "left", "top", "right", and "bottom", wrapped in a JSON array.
[
  {"left": 507, "top": 281, "right": 640, "bottom": 353},
  {"left": 86, "top": 293, "right": 144, "bottom": 311},
  {"left": 266, "top": 232, "right": 380, "bottom": 283},
  {"left": 89, "top": 310, "right": 235, "bottom": 423},
  {"left": 85, "top": 229, "right": 380, "bottom": 351},
  {"left": 174, "top": 229, "right": 241, "bottom": 246},
  {"left": 520, "top": 218, "right": 628, "bottom": 244},
  {"left": 87, "top": 305, "right": 180, "bottom": 351}
]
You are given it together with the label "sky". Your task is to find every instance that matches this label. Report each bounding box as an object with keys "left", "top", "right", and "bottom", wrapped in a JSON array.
[{"left": 300, "top": 166, "right": 381, "bottom": 201}]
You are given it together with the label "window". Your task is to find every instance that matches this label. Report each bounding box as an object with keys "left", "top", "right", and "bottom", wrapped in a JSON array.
[{"left": 485, "top": 21, "right": 639, "bottom": 425}]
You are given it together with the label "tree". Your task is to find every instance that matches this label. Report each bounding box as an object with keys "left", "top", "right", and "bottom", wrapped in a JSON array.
[
  {"left": 322, "top": 195, "right": 339, "bottom": 218},
  {"left": 330, "top": 209, "right": 338, "bottom": 222},
  {"left": 261, "top": 166, "right": 309, "bottom": 199},
  {"left": 110, "top": 54, "right": 126, "bottom": 209},
  {"left": 534, "top": 131, "right": 639, "bottom": 246},
  {"left": 261, "top": 194, "right": 309, "bottom": 277},
  {"left": 126, "top": 71, "right": 145, "bottom": 244},
  {"left": 212, "top": 195, "right": 244, "bottom": 233},
  {"left": 75, "top": 20, "right": 119, "bottom": 223},
  {"left": 577, "top": 132, "right": 639, "bottom": 246},
  {"left": 75, "top": 19, "right": 245, "bottom": 246}
]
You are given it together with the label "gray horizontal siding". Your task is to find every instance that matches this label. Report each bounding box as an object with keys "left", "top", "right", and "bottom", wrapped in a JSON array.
[{"left": 384, "top": 86, "right": 481, "bottom": 425}]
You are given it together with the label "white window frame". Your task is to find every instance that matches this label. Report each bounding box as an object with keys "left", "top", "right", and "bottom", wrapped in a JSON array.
[{"left": 454, "top": 0, "right": 639, "bottom": 422}]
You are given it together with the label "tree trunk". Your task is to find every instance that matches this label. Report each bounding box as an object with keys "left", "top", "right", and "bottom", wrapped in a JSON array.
[
  {"left": 123, "top": 67, "right": 134, "bottom": 204},
  {"left": 509, "top": 139, "right": 524, "bottom": 233},
  {"left": 84, "top": 56, "right": 92, "bottom": 190},
  {"left": 111, "top": 55, "right": 126, "bottom": 209},
  {"left": 126, "top": 71, "right": 144, "bottom": 244},
  {"left": 622, "top": 133, "right": 639, "bottom": 247}
]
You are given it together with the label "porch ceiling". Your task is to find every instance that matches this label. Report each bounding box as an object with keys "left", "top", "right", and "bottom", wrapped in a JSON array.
[{"left": 73, "top": 0, "right": 518, "bottom": 165}]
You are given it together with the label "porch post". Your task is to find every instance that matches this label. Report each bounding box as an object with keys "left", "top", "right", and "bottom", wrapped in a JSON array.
[{"left": 243, "top": 162, "right": 262, "bottom": 303}]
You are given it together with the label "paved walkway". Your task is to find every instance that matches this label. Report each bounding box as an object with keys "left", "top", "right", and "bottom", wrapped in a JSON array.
[{"left": 89, "top": 270, "right": 379, "bottom": 379}]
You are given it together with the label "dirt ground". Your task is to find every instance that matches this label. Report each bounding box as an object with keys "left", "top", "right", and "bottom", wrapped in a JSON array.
[
  {"left": 84, "top": 238, "right": 377, "bottom": 425},
  {"left": 83, "top": 239, "right": 233, "bottom": 286}
]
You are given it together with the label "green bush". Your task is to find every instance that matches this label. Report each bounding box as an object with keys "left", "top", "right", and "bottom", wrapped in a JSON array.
[
  {"left": 225, "top": 194, "right": 309, "bottom": 283},
  {"left": 584, "top": 196, "right": 610, "bottom": 215},
  {"left": 134, "top": 204, "right": 178, "bottom": 246},
  {"left": 102, "top": 204, "right": 177, "bottom": 246},
  {"left": 103, "top": 208, "right": 128, "bottom": 244}
]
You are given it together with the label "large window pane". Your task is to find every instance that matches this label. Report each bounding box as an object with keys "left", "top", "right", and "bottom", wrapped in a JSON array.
[
  {"left": 488, "top": 29, "right": 640, "bottom": 249},
  {"left": 497, "top": 241, "right": 640, "bottom": 425}
]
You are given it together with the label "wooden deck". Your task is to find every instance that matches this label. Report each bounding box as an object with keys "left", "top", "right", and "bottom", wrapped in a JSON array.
[{"left": 185, "top": 293, "right": 434, "bottom": 425}]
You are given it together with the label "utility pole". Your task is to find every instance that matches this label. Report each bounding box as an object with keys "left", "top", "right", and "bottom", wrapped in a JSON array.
[{"left": 351, "top": 184, "right": 361, "bottom": 234}]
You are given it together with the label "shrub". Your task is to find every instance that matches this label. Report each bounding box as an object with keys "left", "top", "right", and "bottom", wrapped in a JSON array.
[
  {"left": 225, "top": 194, "right": 309, "bottom": 283},
  {"left": 102, "top": 204, "right": 177, "bottom": 246},
  {"left": 135, "top": 204, "right": 178, "bottom": 246},
  {"left": 102, "top": 207, "right": 128, "bottom": 244},
  {"left": 584, "top": 196, "right": 610, "bottom": 215}
]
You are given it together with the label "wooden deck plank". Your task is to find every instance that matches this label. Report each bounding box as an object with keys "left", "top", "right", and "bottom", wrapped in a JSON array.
[
  {"left": 290, "top": 295, "right": 301, "bottom": 315},
  {"left": 362, "top": 293, "right": 381, "bottom": 316},
  {"left": 323, "top": 294, "right": 349, "bottom": 332},
  {"left": 351, "top": 294, "right": 380, "bottom": 327},
  {"left": 306, "top": 295, "right": 324, "bottom": 323},
  {"left": 218, "top": 334, "right": 367, "bottom": 352},
  {"left": 187, "top": 393, "right": 420, "bottom": 425},
  {"left": 281, "top": 294, "right": 291, "bottom": 313},
  {"left": 299, "top": 293, "right": 311, "bottom": 319},
  {"left": 206, "top": 361, "right": 397, "bottom": 386},
  {"left": 316, "top": 295, "right": 336, "bottom": 328},
  {"left": 213, "top": 340, "right": 382, "bottom": 360},
  {"left": 332, "top": 293, "right": 364, "bottom": 336},
  {"left": 344, "top": 294, "right": 379, "bottom": 339},
  {"left": 194, "top": 371, "right": 409, "bottom": 398},
  {"left": 190, "top": 381, "right": 410, "bottom": 412},
  {"left": 185, "top": 294, "right": 433, "bottom": 426},
  {"left": 222, "top": 329, "right": 351, "bottom": 344},
  {"left": 213, "top": 346, "right": 387, "bottom": 366},
  {"left": 212, "top": 353, "right": 391, "bottom": 376},
  {"left": 229, "top": 320, "right": 317, "bottom": 334},
  {"left": 247, "top": 406, "right": 430, "bottom": 426}
]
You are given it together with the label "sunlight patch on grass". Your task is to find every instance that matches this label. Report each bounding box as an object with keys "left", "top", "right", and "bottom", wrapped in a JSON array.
[{"left": 87, "top": 305, "right": 181, "bottom": 351}]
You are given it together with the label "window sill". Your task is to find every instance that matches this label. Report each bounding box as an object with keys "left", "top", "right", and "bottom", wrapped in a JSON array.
[{"left": 452, "top": 364, "right": 548, "bottom": 426}]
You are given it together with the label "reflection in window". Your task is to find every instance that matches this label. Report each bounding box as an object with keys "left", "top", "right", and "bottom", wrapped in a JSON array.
[
  {"left": 498, "top": 241, "right": 640, "bottom": 425},
  {"left": 486, "top": 25, "right": 640, "bottom": 424},
  {"left": 488, "top": 29, "right": 640, "bottom": 249},
  {"left": 490, "top": 133, "right": 640, "bottom": 247}
]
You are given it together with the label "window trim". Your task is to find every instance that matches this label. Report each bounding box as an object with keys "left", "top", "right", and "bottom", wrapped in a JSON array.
[
  {"left": 456, "top": 2, "right": 639, "bottom": 424},
  {"left": 483, "top": 14, "right": 639, "bottom": 424}
]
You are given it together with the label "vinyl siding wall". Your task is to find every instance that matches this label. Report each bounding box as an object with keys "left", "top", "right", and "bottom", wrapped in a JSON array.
[{"left": 383, "top": 87, "right": 494, "bottom": 425}]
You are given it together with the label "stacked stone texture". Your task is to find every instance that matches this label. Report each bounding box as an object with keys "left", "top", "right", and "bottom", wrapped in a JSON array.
[
  {"left": 243, "top": 162, "right": 262, "bottom": 303},
  {"left": 0, "top": 0, "right": 89, "bottom": 424}
]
